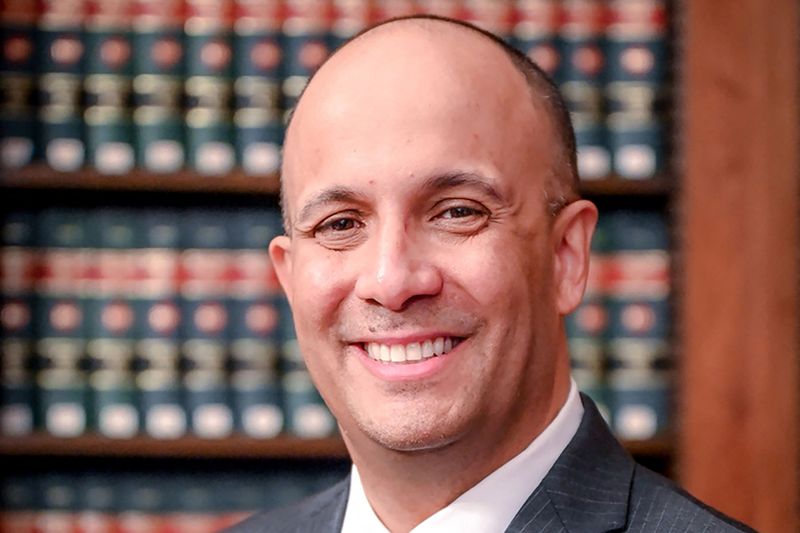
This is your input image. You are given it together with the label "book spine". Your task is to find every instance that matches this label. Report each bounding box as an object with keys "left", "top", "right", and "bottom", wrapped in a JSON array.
[
  {"left": 34, "top": 209, "right": 89, "bottom": 438},
  {"left": 604, "top": 211, "right": 671, "bottom": 440},
  {"left": 0, "top": 212, "right": 38, "bottom": 436},
  {"left": 512, "top": 0, "right": 561, "bottom": 80},
  {"left": 185, "top": 0, "right": 236, "bottom": 176},
  {"left": 559, "top": 0, "right": 610, "bottom": 180},
  {"left": 132, "top": 0, "right": 186, "bottom": 174},
  {"left": 279, "top": 296, "right": 337, "bottom": 438},
  {"left": 605, "top": 0, "right": 668, "bottom": 179},
  {"left": 134, "top": 209, "right": 186, "bottom": 439},
  {"left": 281, "top": 0, "right": 332, "bottom": 113},
  {"left": 0, "top": 475, "right": 37, "bottom": 532},
  {"left": 83, "top": 209, "right": 140, "bottom": 438},
  {"left": 84, "top": 0, "right": 136, "bottom": 175},
  {"left": 35, "top": 474, "right": 81, "bottom": 531},
  {"left": 227, "top": 210, "right": 284, "bottom": 438},
  {"left": 463, "top": 0, "right": 515, "bottom": 41},
  {"left": 179, "top": 211, "right": 234, "bottom": 438},
  {"left": 374, "top": 0, "right": 419, "bottom": 21},
  {"left": 0, "top": 2, "right": 40, "bottom": 169},
  {"left": 38, "top": 0, "right": 87, "bottom": 172},
  {"left": 416, "top": 0, "right": 465, "bottom": 18},
  {"left": 233, "top": 0, "right": 285, "bottom": 176},
  {"left": 330, "top": 0, "right": 375, "bottom": 49}
]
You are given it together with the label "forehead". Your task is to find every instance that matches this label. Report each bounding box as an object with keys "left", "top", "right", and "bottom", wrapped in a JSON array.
[{"left": 282, "top": 22, "right": 557, "bottom": 210}]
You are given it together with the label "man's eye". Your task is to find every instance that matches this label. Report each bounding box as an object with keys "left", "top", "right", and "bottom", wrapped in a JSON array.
[
  {"left": 323, "top": 217, "right": 358, "bottom": 232},
  {"left": 441, "top": 206, "right": 481, "bottom": 219}
]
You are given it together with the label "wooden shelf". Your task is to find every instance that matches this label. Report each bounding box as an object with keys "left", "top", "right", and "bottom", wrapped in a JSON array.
[
  {"left": 0, "top": 433, "right": 349, "bottom": 460},
  {"left": 1, "top": 165, "right": 669, "bottom": 198},
  {"left": 0, "top": 433, "right": 670, "bottom": 460},
  {"left": 1, "top": 165, "right": 279, "bottom": 195}
]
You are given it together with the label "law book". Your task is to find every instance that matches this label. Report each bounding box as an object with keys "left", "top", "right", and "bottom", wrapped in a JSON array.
[
  {"left": 282, "top": 0, "right": 332, "bottom": 115},
  {"left": 566, "top": 214, "right": 610, "bottom": 421},
  {"left": 75, "top": 474, "right": 119, "bottom": 533},
  {"left": 330, "top": 0, "right": 374, "bottom": 50},
  {"left": 185, "top": 0, "right": 237, "bottom": 176},
  {"left": 0, "top": 475, "right": 37, "bottom": 532},
  {"left": 83, "top": 209, "right": 140, "bottom": 438},
  {"left": 84, "top": 0, "right": 136, "bottom": 175},
  {"left": 605, "top": 0, "right": 668, "bottom": 179},
  {"left": 179, "top": 210, "right": 234, "bottom": 438},
  {"left": 233, "top": 0, "right": 285, "bottom": 176},
  {"left": 559, "top": 0, "right": 610, "bottom": 180},
  {"left": 134, "top": 209, "right": 186, "bottom": 439},
  {"left": 0, "top": 211, "right": 37, "bottom": 436},
  {"left": 132, "top": 0, "right": 186, "bottom": 173},
  {"left": 0, "top": 1, "right": 39, "bottom": 169},
  {"left": 416, "top": 0, "right": 464, "bottom": 18},
  {"left": 228, "top": 210, "right": 285, "bottom": 438},
  {"left": 38, "top": 0, "right": 87, "bottom": 172},
  {"left": 512, "top": 0, "right": 562, "bottom": 79},
  {"left": 279, "top": 296, "right": 337, "bottom": 439},
  {"left": 374, "top": 0, "right": 419, "bottom": 21},
  {"left": 463, "top": 0, "right": 515, "bottom": 42},
  {"left": 34, "top": 209, "right": 90, "bottom": 438},
  {"left": 604, "top": 211, "right": 671, "bottom": 440}
]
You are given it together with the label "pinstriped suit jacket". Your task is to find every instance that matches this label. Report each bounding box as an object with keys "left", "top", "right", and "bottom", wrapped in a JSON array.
[{"left": 225, "top": 395, "right": 755, "bottom": 533}]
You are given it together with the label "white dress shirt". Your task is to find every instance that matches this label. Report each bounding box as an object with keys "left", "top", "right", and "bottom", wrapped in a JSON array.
[{"left": 341, "top": 380, "right": 584, "bottom": 533}]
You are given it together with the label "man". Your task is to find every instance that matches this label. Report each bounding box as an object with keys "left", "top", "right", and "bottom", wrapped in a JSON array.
[{"left": 228, "top": 16, "right": 753, "bottom": 533}]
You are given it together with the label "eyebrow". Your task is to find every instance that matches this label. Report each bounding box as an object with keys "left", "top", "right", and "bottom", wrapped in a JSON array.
[
  {"left": 421, "top": 171, "right": 506, "bottom": 203},
  {"left": 295, "top": 186, "right": 365, "bottom": 227}
]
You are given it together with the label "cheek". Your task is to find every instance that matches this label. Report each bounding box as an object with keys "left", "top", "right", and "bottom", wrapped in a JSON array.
[{"left": 290, "top": 246, "right": 353, "bottom": 328}]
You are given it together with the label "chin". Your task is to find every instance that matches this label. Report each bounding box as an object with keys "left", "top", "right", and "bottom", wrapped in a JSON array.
[{"left": 353, "top": 409, "right": 468, "bottom": 453}]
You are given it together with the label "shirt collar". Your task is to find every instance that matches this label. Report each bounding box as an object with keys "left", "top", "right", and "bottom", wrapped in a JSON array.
[{"left": 341, "top": 380, "right": 585, "bottom": 533}]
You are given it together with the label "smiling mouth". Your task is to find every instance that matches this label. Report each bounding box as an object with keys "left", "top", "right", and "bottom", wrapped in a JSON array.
[{"left": 361, "top": 337, "right": 463, "bottom": 364}]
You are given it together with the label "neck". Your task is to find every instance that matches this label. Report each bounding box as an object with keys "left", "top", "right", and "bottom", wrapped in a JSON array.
[{"left": 343, "top": 359, "right": 572, "bottom": 533}]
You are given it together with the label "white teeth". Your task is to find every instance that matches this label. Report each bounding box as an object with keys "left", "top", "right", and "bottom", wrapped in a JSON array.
[
  {"left": 422, "top": 340, "right": 434, "bottom": 358},
  {"left": 433, "top": 337, "right": 444, "bottom": 356},
  {"left": 406, "top": 342, "right": 422, "bottom": 361},
  {"left": 390, "top": 345, "right": 404, "bottom": 362},
  {"left": 364, "top": 336, "right": 459, "bottom": 364},
  {"left": 380, "top": 344, "right": 391, "bottom": 362}
]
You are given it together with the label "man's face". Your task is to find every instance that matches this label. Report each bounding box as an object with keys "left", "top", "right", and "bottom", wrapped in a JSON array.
[{"left": 272, "top": 25, "right": 579, "bottom": 452}]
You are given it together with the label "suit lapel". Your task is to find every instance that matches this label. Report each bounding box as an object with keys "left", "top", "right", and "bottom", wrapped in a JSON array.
[
  {"left": 506, "top": 395, "right": 635, "bottom": 533},
  {"left": 299, "top": 476, "right": 350, "bottom": 533}
]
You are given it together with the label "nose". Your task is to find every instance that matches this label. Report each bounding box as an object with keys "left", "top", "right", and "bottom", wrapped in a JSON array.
[{"left": 353, "top": 221, "right": 443, "bottom": 311}]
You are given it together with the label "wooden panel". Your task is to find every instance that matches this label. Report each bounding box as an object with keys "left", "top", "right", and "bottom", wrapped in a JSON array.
[{"left": 680, "top": 0, "right": 799, "bottom": 530}]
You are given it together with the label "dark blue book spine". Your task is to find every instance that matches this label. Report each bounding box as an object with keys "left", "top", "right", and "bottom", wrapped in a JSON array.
[
  {"left": 1, "top": 212, "right": 38, "bottom": 436},
  {"left": 185, "top": 0, "right": 236, "bottom": 176},
  {"left": 38, "top": 1, "right": 87, "bottom": 172},
  {"left": 233, "top": 0, "right": 285, "bottom": 176},
  {"left": 512, "top": 0, "right": 561, "bottom": 79},
  {"left": 0, "top": 3, "right": 39, "bottom": 169},
  {"left": 604, "top": 211, "right": 671, "bottom": 440},
  {"left": 180, "top": 210, "right": 234, "bottom": 438},
  {"left": 132, "top": 0, "right": 186, "bottom": 173},
  {"left": 282, "top": 0, "right": 332, "bottom": 114},
  {"left": 134, "top": 209, "right": 185, "bottom": 439},
  {"left": 34, "top": 209, "right": 89, "bottom": 437},
  {"left": 83, "top": 209, "right": 140, "bottom": 438},
  {"left": 605, "top": 0, "right": 668, "bottom": 179},
  {"left": 84, "top": 0, "right": 135, "bottom": 175},
  {"left": 228, "top": 210, "right": 284, "bottom": 437},
  {"left": 559, "top": 0, "right": 610, "bottom": 180}
]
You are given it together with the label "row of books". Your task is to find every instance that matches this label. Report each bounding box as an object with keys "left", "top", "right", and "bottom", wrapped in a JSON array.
[
  {"left": 1, "top": 207, "right": 671, "bottom": 441},
  {"left": 2, "top": 207, "right": 338, "bottom": 440},
  {"left": 566, "top": 210, "right": 671, "bottom": 440},
  {"left": 1, "top": 0, "right": 669, "bottom": 179},
  {"left": 1, "top": 468, "right": 347, "bottom": 532}
]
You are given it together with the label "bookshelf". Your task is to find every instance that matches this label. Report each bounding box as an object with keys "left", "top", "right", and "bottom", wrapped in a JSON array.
[{"left": 1, "top": 1, "right": 798, "bottom": 531}]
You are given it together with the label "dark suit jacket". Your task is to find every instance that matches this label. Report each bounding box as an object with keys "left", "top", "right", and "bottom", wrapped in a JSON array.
[{"left": 225, "top": 395, "right": 755, "bottom": 532}]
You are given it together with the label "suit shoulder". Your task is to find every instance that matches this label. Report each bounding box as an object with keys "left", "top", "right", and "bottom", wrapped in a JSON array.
[
  {"left": 222, "top": 478, "right": 349, "bottom": 533},
  {"left": 627, "top": 465, "right": 756, "bottom": 532}
]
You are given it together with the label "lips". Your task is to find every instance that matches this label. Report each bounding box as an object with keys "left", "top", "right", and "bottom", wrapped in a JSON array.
[{"left": 363, "top": 336, "right": 462, "bottom": 364}]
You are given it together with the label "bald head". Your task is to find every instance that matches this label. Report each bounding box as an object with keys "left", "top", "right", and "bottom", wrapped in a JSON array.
[{"left": 280, "top": 16, "right": 579, "bottom": 232}]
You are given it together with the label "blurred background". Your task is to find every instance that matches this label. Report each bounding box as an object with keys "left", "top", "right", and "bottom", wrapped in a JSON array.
[{"left": 1, "top": 0, "right": 797, "bottom": 531}]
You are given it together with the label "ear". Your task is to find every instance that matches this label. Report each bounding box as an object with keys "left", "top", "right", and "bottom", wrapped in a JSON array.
[
  {"left": 551, "top": 200, "right": 598, "bottom": 315},
  {"left": 269, "top": 235, "right": 294, "bottom": 305}
]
